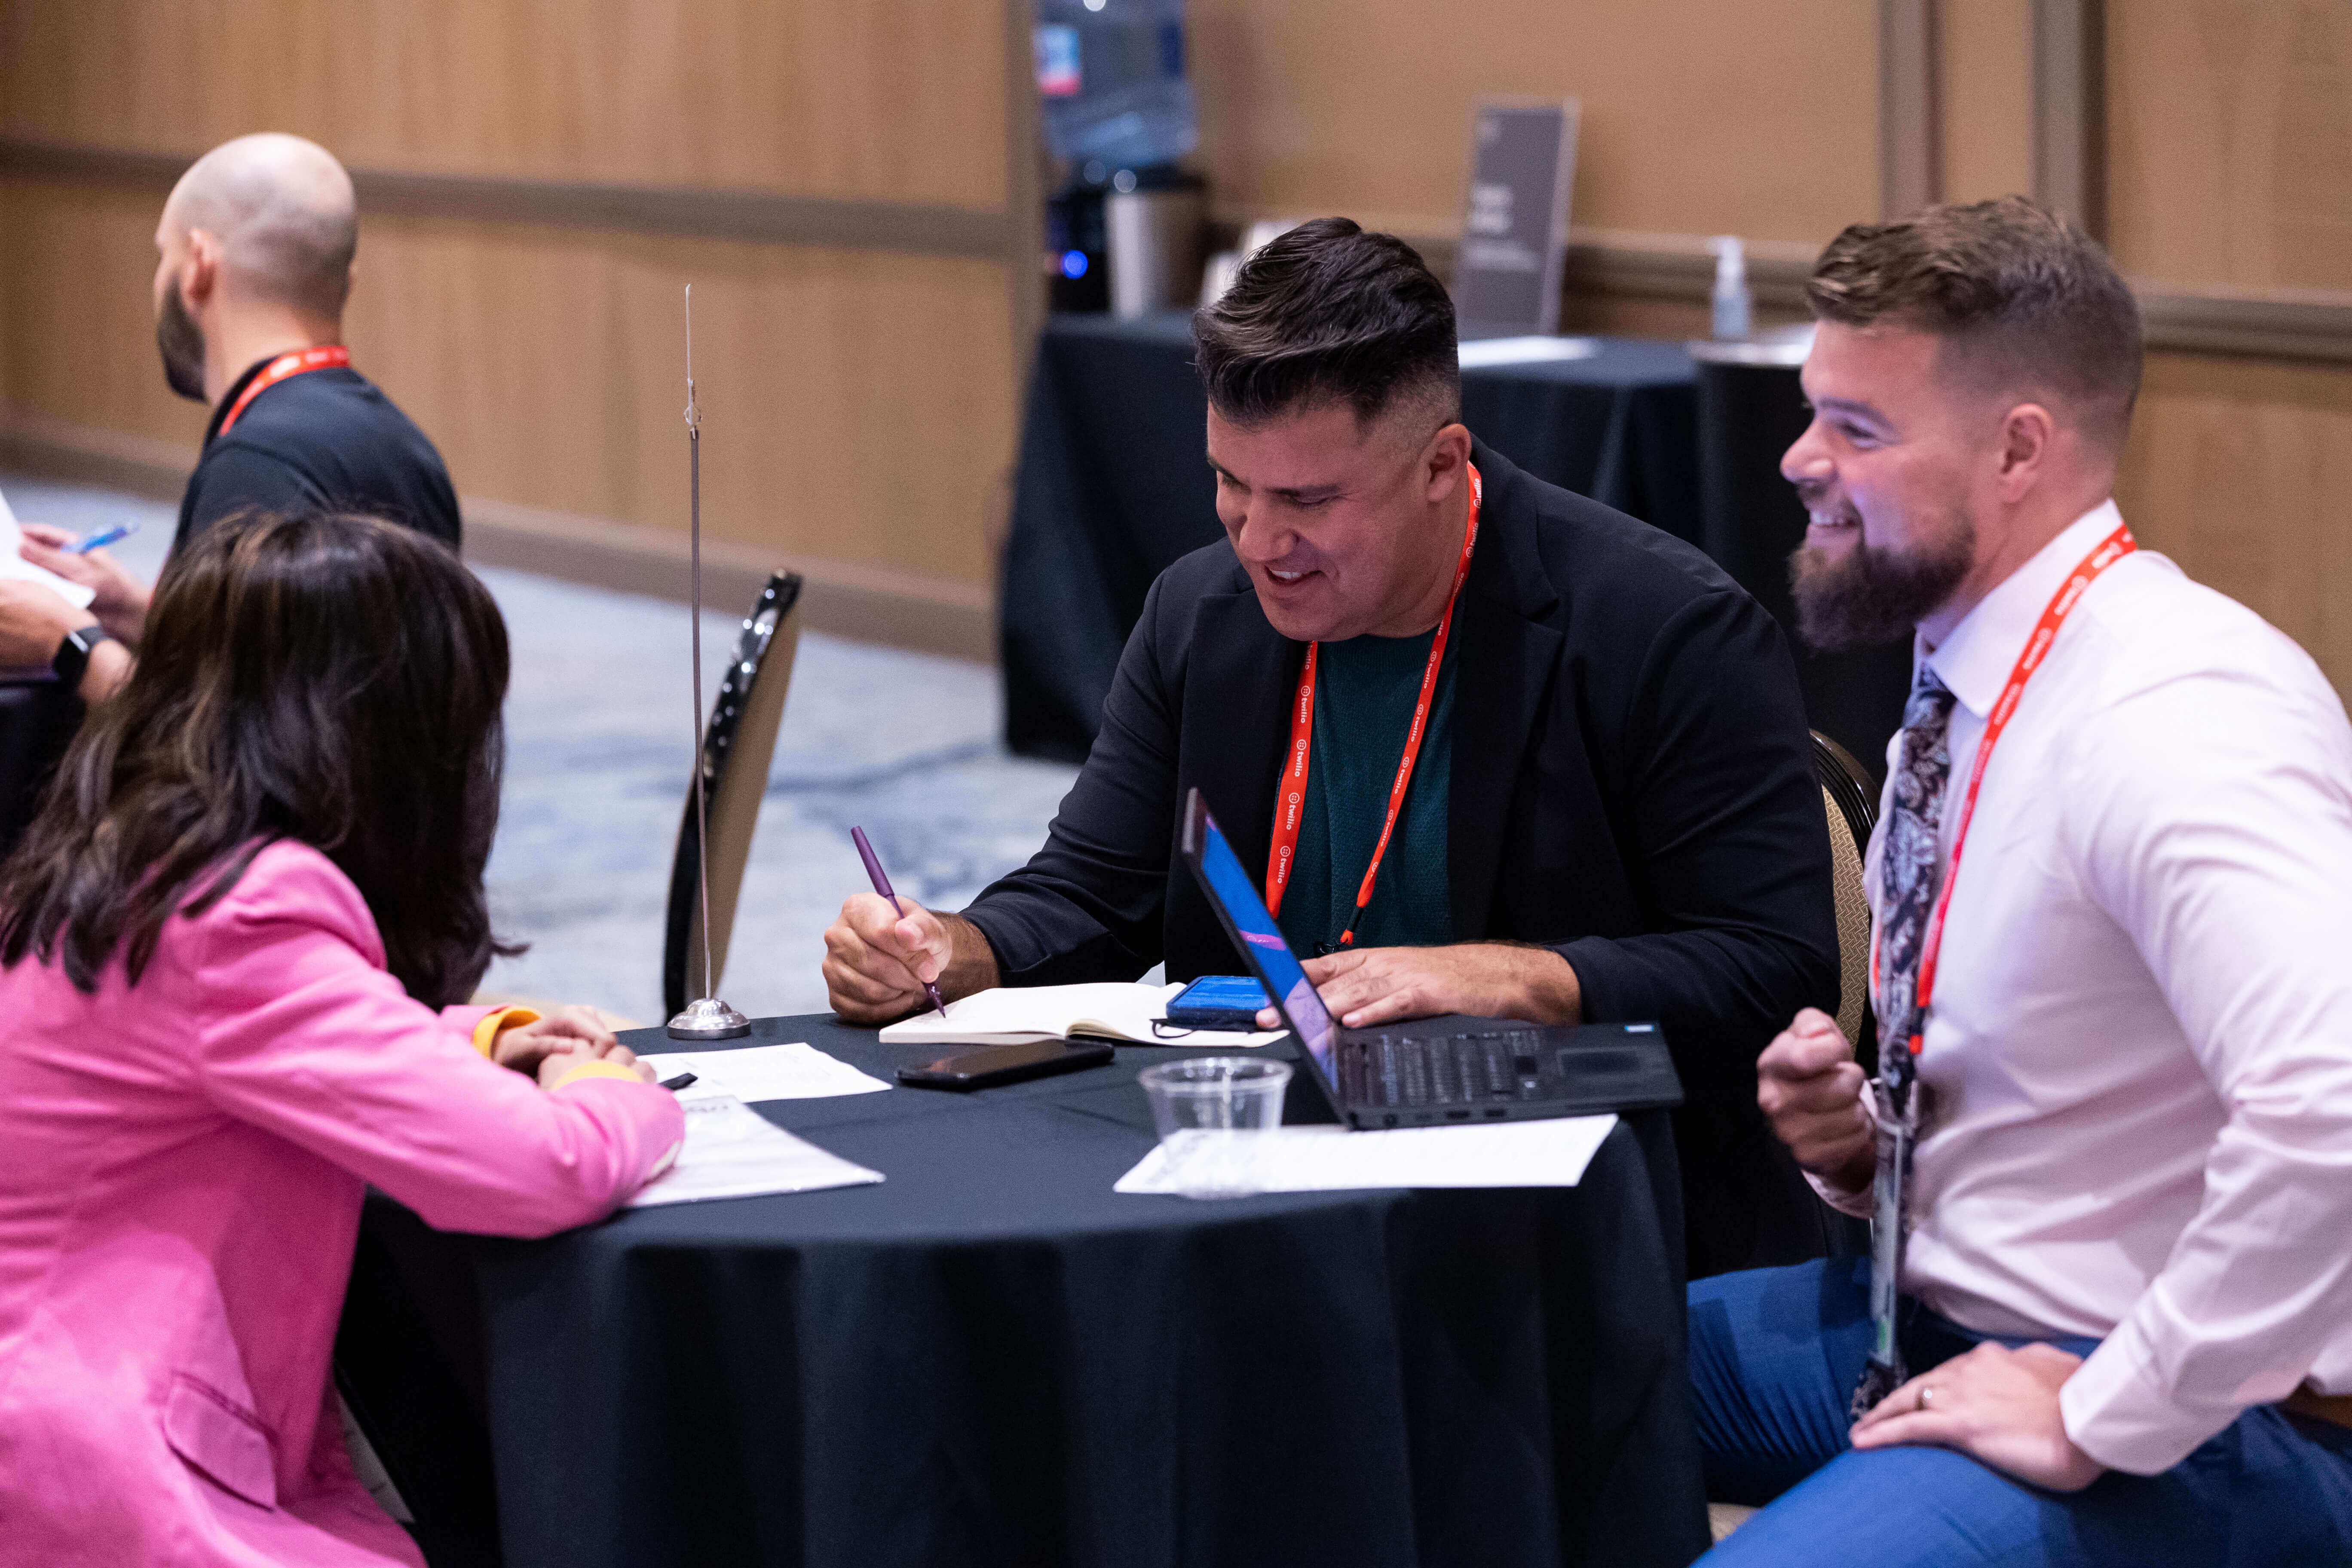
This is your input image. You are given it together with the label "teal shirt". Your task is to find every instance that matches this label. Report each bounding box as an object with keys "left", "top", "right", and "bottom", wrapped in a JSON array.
[{"left": 1273, "top": 628, "right": 1458, "bottom": 955}]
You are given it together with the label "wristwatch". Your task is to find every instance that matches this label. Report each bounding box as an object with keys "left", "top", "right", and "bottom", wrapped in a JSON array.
[{"left": 51, "top": 624, "right": 117, "bottom": 692}]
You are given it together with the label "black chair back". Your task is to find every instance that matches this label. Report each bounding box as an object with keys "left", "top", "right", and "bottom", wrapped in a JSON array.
[{"left": 664, "top": 572, "right": 805, "bottom": 1017}]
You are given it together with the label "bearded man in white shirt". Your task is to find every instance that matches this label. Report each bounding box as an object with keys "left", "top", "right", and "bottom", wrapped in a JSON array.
[{"left": 1687, "top": 195, "right": 2352, "bottom": 1566}]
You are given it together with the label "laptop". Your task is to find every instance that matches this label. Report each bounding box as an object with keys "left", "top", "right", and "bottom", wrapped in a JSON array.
[{"left": 1179, "top": 788, "right": 1683, "bottom": 1129}]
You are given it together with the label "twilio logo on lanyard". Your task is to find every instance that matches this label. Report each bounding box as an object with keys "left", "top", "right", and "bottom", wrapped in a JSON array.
[
  {"left": 217, "top": 346, "right": 351, "bottom": 436},
  {"left": 1264, "top": 462, "right": 1482, "bottom": 949}
]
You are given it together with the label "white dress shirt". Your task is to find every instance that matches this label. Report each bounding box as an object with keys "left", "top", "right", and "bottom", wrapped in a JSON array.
[{"left": 1824, "top": 500, "right": 2352, "bottom": 1476}]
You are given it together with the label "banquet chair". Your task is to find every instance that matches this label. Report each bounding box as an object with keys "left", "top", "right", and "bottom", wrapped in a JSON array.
[
  {"left": 664, "top": 570, "right": 805, "bottom": 1017},
  {"left": 1812, "top": 729, "right": 1879, "bottom": 1078},
  {"left": 1703, "top": 735, "right": 1881, "bottom": 1545}
]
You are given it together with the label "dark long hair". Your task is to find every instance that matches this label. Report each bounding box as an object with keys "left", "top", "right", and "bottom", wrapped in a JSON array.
[{"left": 0, "top": 510, "right": 517, "bottom": 1005}]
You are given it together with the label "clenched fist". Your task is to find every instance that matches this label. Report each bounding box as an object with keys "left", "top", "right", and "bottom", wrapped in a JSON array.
[{"left": 1756, "top": 1007, "right": 1875, "bottom": 1197}]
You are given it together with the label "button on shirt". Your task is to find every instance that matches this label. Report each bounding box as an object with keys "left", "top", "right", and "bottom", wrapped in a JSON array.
[{"left": 1832, "top": 501, "right": 2352, "bottom": 1475}]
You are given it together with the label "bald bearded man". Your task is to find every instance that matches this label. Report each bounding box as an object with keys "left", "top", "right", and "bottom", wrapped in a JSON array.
[{"left": 0, "top": 133, "right": 459, "bottom": 703}]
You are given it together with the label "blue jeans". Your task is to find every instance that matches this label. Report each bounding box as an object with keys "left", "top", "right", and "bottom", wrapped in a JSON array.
[{"left": 1688, "top": 1258, "right": 2352, "bottom": 1566}]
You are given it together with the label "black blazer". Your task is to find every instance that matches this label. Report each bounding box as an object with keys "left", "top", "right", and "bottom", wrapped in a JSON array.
[{"left": 965, "top": 439, "right": 1838, "bottom": 1098}]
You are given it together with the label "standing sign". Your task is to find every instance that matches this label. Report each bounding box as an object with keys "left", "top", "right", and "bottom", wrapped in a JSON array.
[{"left": 1454, "top": 99, "right": 1581, "bottom": 338}]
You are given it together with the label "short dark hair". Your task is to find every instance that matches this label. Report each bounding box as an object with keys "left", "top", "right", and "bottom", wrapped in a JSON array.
[
  {"left": 0, "top": 511, "right": 516, "bottom": 1006},
  {"left": 1807, "top": 195, "right": 2142, "bottom": 450},
  {"left": 1192, "top": 217, "right": 1460, "bottom": 428}
]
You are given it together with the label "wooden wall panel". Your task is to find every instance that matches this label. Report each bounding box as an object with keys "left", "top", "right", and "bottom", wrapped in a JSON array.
[
  {"left": 1186, "top": 0, "right": 1879, "bottom": 248},
  {"left": 0, "top": 178, "right": 1015, "bottom": 589},
  {"left": 2116, "top": 350, "right": 2352, "bottom": 695},
  {"left": 0, "top": 179, "right": 209, "bottom": 452},
  {"left": 2107, "top": 0, "right": 2352, "bottom": 295},
  {"left": 1937, "top": 0, "right": 2035, "bottom": 207},
  {"left": 0, "top": 0, "right": 1010, "bottom": 211}
]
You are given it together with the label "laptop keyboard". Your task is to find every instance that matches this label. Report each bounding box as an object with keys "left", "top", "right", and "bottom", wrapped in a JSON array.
[{"left": 1341, "top": 1030, "right": 1547, "bottom": 1109}]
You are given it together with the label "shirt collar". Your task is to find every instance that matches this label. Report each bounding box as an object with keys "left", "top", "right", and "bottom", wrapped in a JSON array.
[
  {"left": 1920, "top": 499, "right": 2124, "bottom": 717},
  {"left": 202, "top": 355, "right": 278, "bottom": 448}
]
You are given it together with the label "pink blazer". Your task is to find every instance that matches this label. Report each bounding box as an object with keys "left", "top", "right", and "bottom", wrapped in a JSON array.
[{"left": 0, "top": 840, "right": 684, "bottom": 1567}]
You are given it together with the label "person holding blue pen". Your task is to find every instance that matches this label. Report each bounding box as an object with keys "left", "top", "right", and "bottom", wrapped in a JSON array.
[
  {"left": 63, "top": 523, "right": 137, "bottom": 557},
  {"left": 824, "top": 219, "right": 1844, "bottom": 1281},
  {"left": 0, "top": 132, "right": 460, "bottom": 709}
]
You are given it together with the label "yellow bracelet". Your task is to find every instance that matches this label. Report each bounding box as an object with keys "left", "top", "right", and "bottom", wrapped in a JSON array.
[
  {"left": 549, "top": 1059, "right": 644, "bottom": 1090},
  {"left": 471, "top": 1006, "right": 542, "bottom": 1058}
]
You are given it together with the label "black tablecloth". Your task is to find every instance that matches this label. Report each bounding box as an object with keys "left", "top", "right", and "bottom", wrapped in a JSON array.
[
  {"left": 1001, "top": 315, "right": 1702, "bottom": 760},
  {"left": 0, "top": 680, "right": 80, "bottom": 860},
  {"left": 434, "top": 1015, "right": 1707, "bottom": 1568}
]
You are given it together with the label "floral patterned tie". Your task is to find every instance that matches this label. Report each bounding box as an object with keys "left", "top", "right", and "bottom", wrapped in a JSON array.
[
  {"left": 1852, "top": 662, "right": 1957, "bottom": 1418},
  {"left": 1875, "top": 666, "right": 1958, "bottom": 1048}
]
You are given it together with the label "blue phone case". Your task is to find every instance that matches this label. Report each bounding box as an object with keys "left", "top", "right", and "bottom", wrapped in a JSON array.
[{"left": 1165, "top": 974, "right": 1271, "bottom": 1028}]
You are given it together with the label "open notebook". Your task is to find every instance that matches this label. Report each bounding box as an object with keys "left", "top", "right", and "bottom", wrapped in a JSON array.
[
  {"left": 0, "top": 486, "right": 99, "bottom": 679},
  {"left": 878, "top": 982, "right": 1283, "bottom": 1049}
]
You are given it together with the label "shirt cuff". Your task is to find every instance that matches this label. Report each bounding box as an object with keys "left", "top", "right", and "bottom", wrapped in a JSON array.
[
  {"left": 549, "top": 1059, "right": 646, "bottom": 1090},
  {"left": 2058, "top": 1322, "right": 2235, "bottom": 1476},
  {"left": 1801, "top": 1078, "right": 1880, "bottom": 1217},
  {"left": 470, "top": 1006, "right": 541, "bottom": 1058}
]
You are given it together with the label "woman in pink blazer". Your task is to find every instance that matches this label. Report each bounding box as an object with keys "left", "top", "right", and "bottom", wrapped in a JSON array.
[{"left": 0, "top": 512, "right": 685, "bottom": 1567}]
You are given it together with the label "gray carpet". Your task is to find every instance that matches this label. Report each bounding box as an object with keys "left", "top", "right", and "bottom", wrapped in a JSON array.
[{"left": 1, "top": 475, "right": 1083, "bottom": 1023}]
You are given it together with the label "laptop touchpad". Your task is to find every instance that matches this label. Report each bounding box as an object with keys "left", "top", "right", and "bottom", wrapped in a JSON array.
[{"left": 1559, "top": 1047, "right": 1643, "bottom": 1077}]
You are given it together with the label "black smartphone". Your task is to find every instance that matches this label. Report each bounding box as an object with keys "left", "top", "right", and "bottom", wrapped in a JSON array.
[
  {"left": 896, "top": 1038, "right": 1116, "bottom": 1091},
  {"left": 1164, "top": 974, "right": 1272, "bottom": 1030}
]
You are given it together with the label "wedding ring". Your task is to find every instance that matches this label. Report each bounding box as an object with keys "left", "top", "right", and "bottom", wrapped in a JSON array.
[{"left": 1918, "top": 1384, "right": 1937, "bottom": 1410}]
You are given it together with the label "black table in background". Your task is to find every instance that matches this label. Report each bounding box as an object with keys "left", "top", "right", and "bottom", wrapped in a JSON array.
[
  {"left": 367, "top": 1016, "right": 1710, "bottom": 1568},
  {"left": 1001, "top": 314, "right": 1703, "bottom": 761}
]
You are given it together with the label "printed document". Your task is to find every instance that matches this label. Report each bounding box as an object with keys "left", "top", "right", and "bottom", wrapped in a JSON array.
[
  {"left": 0, "top": 487, "right": 97, "bottom": 611},
  {"left": 638, "top": 1041, "right": 891, "bottom": 1102},
  {"left": 1115, "top": 1115, "right": 1618, "bottom": 1195},
  {"left": 627, "top": 1095, "right": 884, "bottom": 1207}
]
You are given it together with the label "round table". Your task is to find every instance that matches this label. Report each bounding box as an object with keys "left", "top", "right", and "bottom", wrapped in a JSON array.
[{"left": 413, "top": 1015, "right": 1708, "bottom": 1568}]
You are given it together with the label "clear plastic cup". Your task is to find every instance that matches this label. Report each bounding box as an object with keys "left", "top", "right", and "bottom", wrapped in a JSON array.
[{"left": 1137, "top": 1057, "right": 1292, "bottom": 1198}]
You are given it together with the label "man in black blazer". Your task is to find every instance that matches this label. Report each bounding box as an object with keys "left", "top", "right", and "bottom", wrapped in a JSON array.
[{"left": 826, "top": 219, "right": 1840, "bottom": 1274}]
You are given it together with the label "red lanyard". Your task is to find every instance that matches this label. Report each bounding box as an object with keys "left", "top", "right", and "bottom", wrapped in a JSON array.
[
  {"left": 217, "top": 346, "right": 351, "bottom": 436},
  {"left": 1873, "top": 520, "right": 2137, "bottom": 1056},
  {"left": 1266, "top": 463, "right": 1482, "bottom": 946}
]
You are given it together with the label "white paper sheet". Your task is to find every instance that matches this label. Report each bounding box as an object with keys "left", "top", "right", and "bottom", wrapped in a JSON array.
[
  {"left": 0, "top": 487, "right": 98, "bottom": 610},
  {"left": 1456, "top": 335, "right": 1601, "bottom": 369},
  {"left": 626, "top": 1095, "right": 884, "bottom": 1207},
  {"left": 879, "top": 982, "right": 1283, "bottom": 1049},
  {"left": 638, "top": 1041, "right": 891, "bottom": 1103},
  {"left": 1114, "top": 1114, "right": 1618, "bottom": 1196}
]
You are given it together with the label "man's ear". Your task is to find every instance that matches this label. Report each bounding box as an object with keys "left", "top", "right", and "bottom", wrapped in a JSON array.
[
  {"left": 1994, "top": 401, "right": 2058, "bottom": 504},
  {"left": 181, "top": 229, "right": 223, "bottom": 311},
  {"left": 1421, "top": 419, "right": 1473, "bottom": 502}
]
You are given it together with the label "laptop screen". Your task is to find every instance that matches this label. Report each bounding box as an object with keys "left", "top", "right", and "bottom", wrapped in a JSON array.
[{"left": 1191, "top": 802, "right": 1341, "bottom": 1080}]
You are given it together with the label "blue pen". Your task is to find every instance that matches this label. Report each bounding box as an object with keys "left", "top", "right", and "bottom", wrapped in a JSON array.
[{"left": 68, "top": 522, "right": 137, "bottom": 555}]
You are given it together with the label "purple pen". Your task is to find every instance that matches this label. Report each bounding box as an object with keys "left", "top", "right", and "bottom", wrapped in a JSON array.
[{"left": 851, "top": 826, "right": 947, "bottom": 1018}]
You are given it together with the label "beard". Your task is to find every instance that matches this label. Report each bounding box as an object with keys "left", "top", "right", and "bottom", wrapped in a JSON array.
[
  {"left": 1788, "top": 508, "right": 1977, "bottom": 651},
  {"left": 156, "top": 287, "right": 207, "bottom": 402}
]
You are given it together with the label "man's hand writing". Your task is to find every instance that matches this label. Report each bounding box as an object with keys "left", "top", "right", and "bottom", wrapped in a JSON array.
[
  {"left": 18, "top": 524, "right": 150, "bottom": 643},
  {"left": 823, "top": 894, "right": 996, "bottom": 1024},
  {"left": 1850, "top": 1341, "right": 2106, "bottom": 1492}
]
